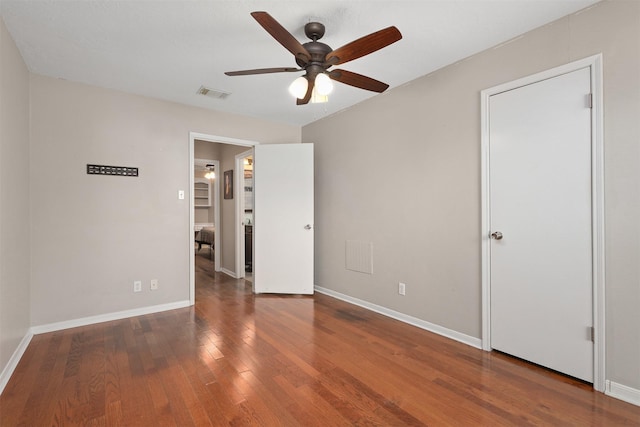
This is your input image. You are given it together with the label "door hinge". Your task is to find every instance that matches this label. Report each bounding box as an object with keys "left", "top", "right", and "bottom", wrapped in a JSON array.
[
  {"left": 589, "top": 326, "right": 595, "bottom": 342},
  {"left": 586, "top": 93, "right": 593, "bottom": 109}
]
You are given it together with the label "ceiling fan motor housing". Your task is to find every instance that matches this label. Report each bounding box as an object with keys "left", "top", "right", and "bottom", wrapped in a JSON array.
[
  {"left": 296, "top": 22, "right": 332, "bottom": 70},
  {"left": 297, "top": 40, "right": 332, "bottom": 68}
]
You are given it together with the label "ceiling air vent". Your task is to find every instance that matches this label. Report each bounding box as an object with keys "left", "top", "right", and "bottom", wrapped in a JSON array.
[{"left": 197, "top": 86, "right": 230, "bottom": 100}]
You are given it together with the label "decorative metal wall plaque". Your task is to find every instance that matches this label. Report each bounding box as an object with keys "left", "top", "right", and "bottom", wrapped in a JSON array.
[{"left": 87, "top": 164, "right": 138, "bottom": 177}]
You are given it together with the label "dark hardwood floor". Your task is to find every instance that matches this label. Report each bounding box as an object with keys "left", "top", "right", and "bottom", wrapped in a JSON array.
[{"left": 1, "top": 250, "right": 639, "bottom": 426}]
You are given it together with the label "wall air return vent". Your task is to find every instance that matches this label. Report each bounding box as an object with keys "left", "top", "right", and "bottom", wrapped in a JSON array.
[{"left": 345, "top": 240, "right": 373, "bottom": 274}]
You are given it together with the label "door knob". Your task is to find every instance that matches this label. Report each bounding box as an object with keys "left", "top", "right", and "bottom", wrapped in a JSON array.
[
  {"left": 491, "top": 231, "right": 503, "bottom": 240},
  {"left": 304, "top": 224, "right": 313, "bottom": 230}
]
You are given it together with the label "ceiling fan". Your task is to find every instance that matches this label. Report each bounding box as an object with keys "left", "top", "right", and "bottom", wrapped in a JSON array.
[{"left": 225, "top": 11, "right": 402, "bottom": 105}]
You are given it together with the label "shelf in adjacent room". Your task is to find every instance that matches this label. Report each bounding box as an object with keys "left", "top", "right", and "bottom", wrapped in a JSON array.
[{"left": 194, "top": 178, "right": 211, "bottom": 207}]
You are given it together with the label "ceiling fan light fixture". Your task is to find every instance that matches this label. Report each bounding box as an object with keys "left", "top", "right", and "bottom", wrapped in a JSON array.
[
  {"left": 204, "top": 164, "right": 216, "bottom": 180},
  {"left": 310, "top": 87, "right": 329, "bottom": 103},
  {"left": 289, "top": 76, "right": 308, "bottom": 99},
  {"left": 314, "top": 73, "right": 333, "bottom": 96}
]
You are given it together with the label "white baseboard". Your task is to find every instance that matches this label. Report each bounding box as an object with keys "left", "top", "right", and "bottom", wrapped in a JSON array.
[
  {"left": 2, "top": 301, "right": 191, "bottom": 395},
  {"left": 221, "top": 268, "right": 238, "bottom": 279},
  {"left": 606, "top": 380, "right": 640, "bottom": 407},
  {"left": 314, "top": 286, "right": 482, "bottom": 349},
  {"left": 31, "top": 300, "right": 191, "bottom": 335},
  {"left": 0, "top": 331, "right": 33, "bottom": 395}
]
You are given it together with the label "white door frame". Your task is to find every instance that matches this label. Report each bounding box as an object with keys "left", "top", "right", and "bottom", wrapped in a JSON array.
[
  {"left": 480, "top": 54, "right": 605, "bottom": 391},
  {"left": 235, "top": 149, "right": 253, "bottom": 281},
  {"left": 189, "top": 132, "right": 258, "bottom": 305}
]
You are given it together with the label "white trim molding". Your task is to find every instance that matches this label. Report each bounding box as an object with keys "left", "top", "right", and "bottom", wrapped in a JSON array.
[
  {"left": 2, "top": 301, "right": 190, "bottom": 395},
  {"left": 315, "top": 286, "right": 482, "bottom": 349},
  {"left": 480, "top": 54, "right": 605, "bottom": 391},
  {"left": 189, "top": 132, "right": 259, "bottom": 305},
  {"left": 605, "top": 381, "right": 640, "bottom": 407},
  {"left": 234, "top": 149, "right": 253, "bottom": 280},
  {"left": 221, "top": 268, "right": 238, "bottom": 279},
  {"left": 31, "top": 300, "right": 191, "bottom": 335},
  {"left": 0, "top": 332, "right": 33, "bottom": 395}
]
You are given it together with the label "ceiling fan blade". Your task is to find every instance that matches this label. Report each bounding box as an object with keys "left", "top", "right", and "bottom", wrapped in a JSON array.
[
  {"left": 329, "top": 69, "right": 389, "bottom": 93},
  {"left": 225, "top": 67, "right": 301, "bottom": 76},
  {"left": 297, "top": 76, "right": 314, "bottom": 105},
  {"left": 251, "top": 11, "right": 311, "bottom": 63},
  {"left": 325, "top": 26, "right": 402, "bottom": 66}
]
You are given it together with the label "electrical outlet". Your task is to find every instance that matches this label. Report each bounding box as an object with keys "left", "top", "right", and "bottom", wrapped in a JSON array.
[
  {"left": 150, "top": 279, "right": 158, "bottom": 291},
  {"left": 134, "top": 280, "right": 142, "bottom": 293},
  {"left": 398, "top": 282, "right": 406, "bottom": 296}
]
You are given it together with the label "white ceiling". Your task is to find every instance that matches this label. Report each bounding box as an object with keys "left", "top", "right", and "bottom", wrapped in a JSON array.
[{"left": 0, "top": 0, "right": 600, "bottom": 126}]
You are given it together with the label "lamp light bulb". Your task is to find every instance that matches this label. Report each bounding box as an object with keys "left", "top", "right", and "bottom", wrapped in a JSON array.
[
  {"left": 315, "top": 73, "right": 333, "bottom": 96},
  {"left": 289, "top": 76, "right": 308, "bottom": 99}
]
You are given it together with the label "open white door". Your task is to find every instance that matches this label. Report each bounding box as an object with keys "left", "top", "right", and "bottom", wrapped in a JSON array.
[{"left": 253, "top": 143, "right": 314, "bottom": 294}]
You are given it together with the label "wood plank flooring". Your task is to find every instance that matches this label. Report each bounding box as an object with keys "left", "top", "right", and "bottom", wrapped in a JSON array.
[{"left": 1, "top": 251, "right": 639, "bottom": 425}]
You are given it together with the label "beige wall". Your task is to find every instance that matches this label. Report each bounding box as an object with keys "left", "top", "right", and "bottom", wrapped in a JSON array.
[
  {"left": 0, "top": 18, "right": 31, "bottom": 377},
  {"left": 29, "top": 75, "right": 299, "bottom": 326},
  {"left": 304, "top": 0, "right": 640, "bottom": 390}
]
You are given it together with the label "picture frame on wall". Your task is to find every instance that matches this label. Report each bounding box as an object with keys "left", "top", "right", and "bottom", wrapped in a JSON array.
[{"left": 224, "top": 170, "right": 233, "bottom": 199}]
